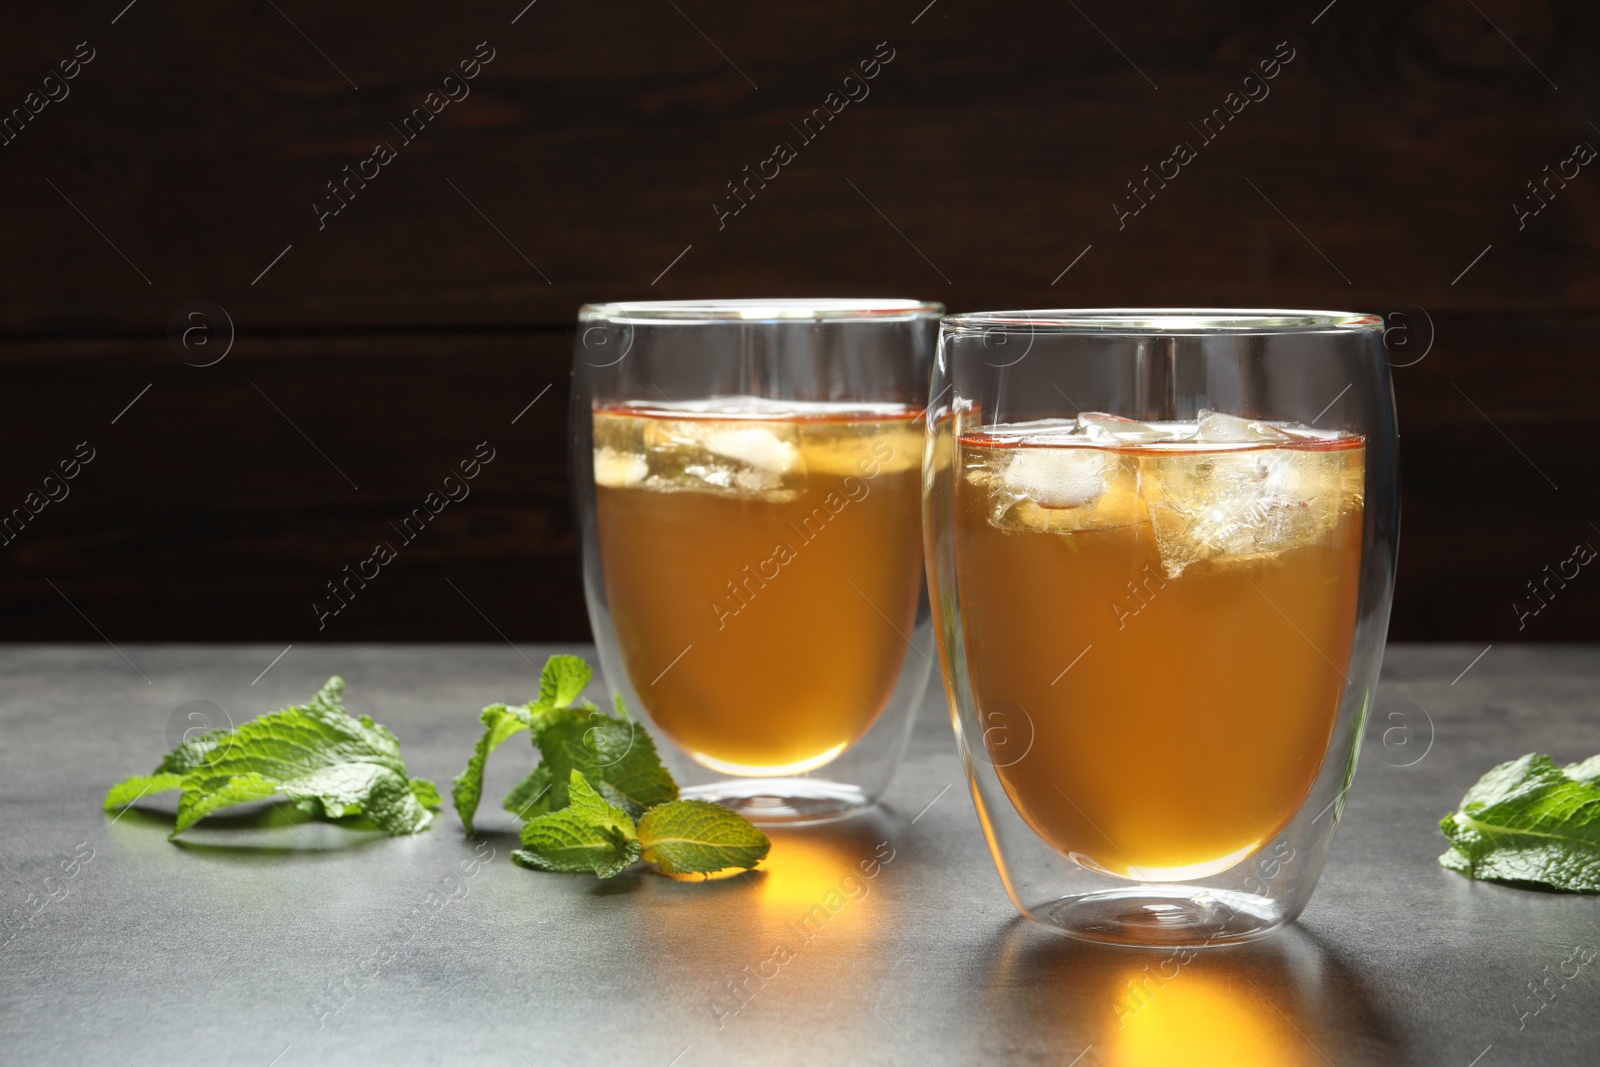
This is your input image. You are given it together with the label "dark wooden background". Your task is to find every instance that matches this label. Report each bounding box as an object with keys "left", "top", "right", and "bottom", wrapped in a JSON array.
[{"left": 1, "top": 0, "right": 1596, "bottom": 644}]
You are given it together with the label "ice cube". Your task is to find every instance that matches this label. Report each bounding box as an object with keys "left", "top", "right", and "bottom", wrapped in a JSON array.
[
  {"left": 638, "top": 417, "right": 805, "bottom": 499},
  {"left": 593, "top": 447, "right": 649, "bottom": 488},
  {"left": 1194, "top": 410, "right": 1293, "bottom": 444},
  {"left": 976, "top": 446, "right": 1146, "bottom": 533},
  {"left": 1003, "top": 448, "right": 1107, "bottom": 509},
  {"left": 1140, "top": 446, "right": 1347, "bottom": 578},
  {"left": 702, "top": 426, "right": 801, "bottom": 474},
  {"left": 1077, "top": 412, "right": 1184, "bottom": 445}
]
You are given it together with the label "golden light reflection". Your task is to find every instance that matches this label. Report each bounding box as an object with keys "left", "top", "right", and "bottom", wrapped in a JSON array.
[
  {"left": 689, "top": 823, "right": 897, "bottom": 1032},
  {"left": 756, "top": 829, "right": 882, "bottom": 918},
  {"left": 979, "top": 915, "right": 1384, "bottom": 1065},
  {"left": 695, "top": 742, "right": 850, "bottom": 777},
  {"left": 1106, "top": 966, "right": 1315, "bottom": 1067}
]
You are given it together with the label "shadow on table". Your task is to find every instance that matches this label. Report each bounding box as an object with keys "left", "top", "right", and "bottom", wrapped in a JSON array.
[
  {"left": 106, "top": 801, "right": 395, "bottom": 859},
  {"left": 976, "top": 919, "right": 1404, "bottom": 1067}
]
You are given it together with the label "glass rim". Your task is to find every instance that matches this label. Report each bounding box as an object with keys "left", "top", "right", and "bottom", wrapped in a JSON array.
[
  {"left": 941, "top": 308, "right": 1383, "bottom": 334},
  {"left": 578, "top": 298, "right": 945, "bottom": 324}
]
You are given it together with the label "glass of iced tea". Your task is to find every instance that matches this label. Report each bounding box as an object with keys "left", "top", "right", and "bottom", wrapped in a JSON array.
[
  {"left": 573, "top": 299, "right": 941, "bottom": 823},
  {"left": 925, "top": 310, "right": 1398, "bottom": 945}
]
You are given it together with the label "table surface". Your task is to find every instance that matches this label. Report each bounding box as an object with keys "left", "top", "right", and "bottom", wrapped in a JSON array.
[{"left": 2, "top": 643, "right": 1597, "bottom": 1067}]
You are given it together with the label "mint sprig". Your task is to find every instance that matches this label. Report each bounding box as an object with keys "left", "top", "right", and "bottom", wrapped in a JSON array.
[
  {"left": 1440, "top": 753, "right": 1600, "bottom": 893},
  {"left": 104, "top": 677, "right": 441, "bottom": 838},
  {"left": 453, "top": 655, "right": 769, "bottom": 879}
]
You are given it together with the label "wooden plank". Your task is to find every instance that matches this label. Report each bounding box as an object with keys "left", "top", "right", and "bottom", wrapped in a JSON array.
[{"left": 0, "top": 1, "right": 1595, "bottom": 332}]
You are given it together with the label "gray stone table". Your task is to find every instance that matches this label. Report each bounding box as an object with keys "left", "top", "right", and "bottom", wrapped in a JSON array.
[{"left": 2, "top": 644, "right": 1597, "bottom": 1066}]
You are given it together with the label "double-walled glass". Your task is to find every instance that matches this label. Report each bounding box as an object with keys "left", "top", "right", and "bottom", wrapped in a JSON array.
[
  {"left": 573, "top": 299, "right": 942, "bottom": 823},
  {"left": 925, "top": 310, "right": 1398, "bottom": 945}
]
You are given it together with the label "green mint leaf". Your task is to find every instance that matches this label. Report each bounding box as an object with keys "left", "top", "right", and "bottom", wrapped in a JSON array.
[
  {"left": 350, "top": 767, "right": 438, "bottom": 835},
  {"left": 175, "top": 772, "right": 284, "bottom": 833},
  {"left": 103, "top": 773, "right": 186, "bottom": 810},
  {"left": 1439, "top": 753, "right": 1600, "bottom": 893},
  {"left": 503, "top": 765, "right": 555, "bottom": 820},
  {"left": 535, "top": 708, "right": 678, "bottom": 819},
  {"left": 451, "top": 702, "right": 538, "bottom": 834},
  {"left": 409, "top": 777, "right": 443, "bottom": 809},
  {"left": 105, "top": 677, "right": 435, "bottom": 839},
  {"left": 637, "top": 800, "right": 770, "bottom": 876},
  {"left": 512, "top": 771, "right": 640, "bottom": 878},
  {"left": 1566, "top": 754, "right": 1600, "bottom": 786},
  {"left": 158, "top": 730, "right": 234, "bottom": 775},
  {"left": 539, "top": 655, "right": 594, "bottom": 709},
  {"left": 450, "top": 653, "right": 602, "bottom": 833}
]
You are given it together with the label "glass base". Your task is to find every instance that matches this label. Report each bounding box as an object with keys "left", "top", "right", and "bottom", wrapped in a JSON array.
[
  {"left": 682, "top": 778, "right": 874, "bottom": 826},
  {"left": 1036, "top": 887, "right": 1288, "bottom": 947}
]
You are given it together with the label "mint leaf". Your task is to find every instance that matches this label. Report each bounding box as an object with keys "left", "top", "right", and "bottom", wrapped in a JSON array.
[
  {"left": 512, "top": 772, "right": 640, "bottom": 878},
  {"left": 158, "top": 731, "right": 234, "bottom": 774},
  {"left": 535, "top": 709, "right": 678, "bottom": 819},
  {"left": 538, "top": 655, "right": 594, "bottom": 709},
  {"left": 1440, "top": 753, "right": 1600, "bottom": 892},
  {"left": 638, "top": 800, "right": 770, "bottom": 876},
  {"left": 104, "top": 773, "right": 185, "bottom": 809},
  {"left": 174, "top": 772, "right": 283, "bottom": 830},
  {"left": 104, "top": 677, "right": 436, "bottom": 838},
  {"left": 451, "top": 702, "right": 538, "bottom": 834},
  {"left": 503, "top": 766, "right": 555, "bottom": 819},
  {"left": 409, "top": 777, "right": 443, "bottom": 809},
  {"left": 1567, "top": 754, "right": 1600, "bottom": 786}
]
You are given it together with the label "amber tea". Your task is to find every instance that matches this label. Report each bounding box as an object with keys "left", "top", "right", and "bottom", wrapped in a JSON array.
[
  {"left": 594, "top": 399, "right": 924, "bottom": 777},
  {"left": 954, "top": 412, "right": 1364, "bottom": 880}
]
